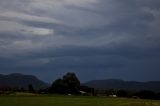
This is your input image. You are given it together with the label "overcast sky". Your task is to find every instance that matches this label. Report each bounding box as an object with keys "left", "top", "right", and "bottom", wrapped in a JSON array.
[{"left": 0, "top": 0, "right": 160, "bottom": 83}]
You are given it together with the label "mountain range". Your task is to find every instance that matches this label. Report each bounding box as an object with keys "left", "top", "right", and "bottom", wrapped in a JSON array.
[
  {"left": 1, "top": 73, "right": 160, "bottom": 92},
  {"left": 0, "top": 73, "right": 49, "bottom": 90},
  {"left": 83, "top": 79, "right": 160, "bottom": 92}
]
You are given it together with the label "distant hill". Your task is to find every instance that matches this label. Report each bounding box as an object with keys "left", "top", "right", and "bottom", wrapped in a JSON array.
[
  {"left": 0, "top": 73, "right": 49, "bottom": 90},
  {"left": 83, "top": 79, "right": 160, "bottom": 92}
]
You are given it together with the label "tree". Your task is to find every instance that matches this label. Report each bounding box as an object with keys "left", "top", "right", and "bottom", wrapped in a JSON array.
[
  {"left": 28, "top": 84, "right": 34, "bottom": 93},
  {"left": 117, "top": 90, "right": 130, "bottom": 97},
  {"left": 50, "top": 79, "right": 66, "bottom": 94},
  {"left": 63, "top": 72, "right": 80, "bottom": 94},
  {"left": 136, "top": 90, "right": 156, "bottom": 99},
  {"left": 50, "top": 72, "right": 80, "bottom": 94}
]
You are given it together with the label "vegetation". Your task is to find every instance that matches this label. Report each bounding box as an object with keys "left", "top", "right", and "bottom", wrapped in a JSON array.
[
  {"left": 28, "top": 84, "right": 35, "bottom": 93},
  {"left": 1, "top": 72, "right": 160, "bottom": 100},
  {"left": 49, "top": 72, "right": 80, "bottom": 94},
  {"left": 0, "top": 95, "right": 160, "bottom": 106},
  {"left": 95, "top": 89, "right": 160, "bottom": 100},
  {"left": 0, "top": 72, "right": 160, "bottom": 106}
]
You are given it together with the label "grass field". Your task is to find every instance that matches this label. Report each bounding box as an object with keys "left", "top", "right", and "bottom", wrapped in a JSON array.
[{"left": 0, "top": 94, "right": 160, "bottom": 106}]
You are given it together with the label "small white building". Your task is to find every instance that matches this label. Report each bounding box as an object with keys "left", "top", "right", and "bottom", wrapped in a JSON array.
[{"left": 79, "top": 91, "right": 87, "bottom": 95}]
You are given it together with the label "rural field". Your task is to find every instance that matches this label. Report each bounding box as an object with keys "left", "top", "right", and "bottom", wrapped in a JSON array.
[{"left": 0, "top": 94, "right": 160, "bottom": 106}]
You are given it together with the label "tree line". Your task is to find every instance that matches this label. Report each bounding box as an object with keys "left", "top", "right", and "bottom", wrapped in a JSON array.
[
  {"left": 0, "top": 72, "right": 160, "bottom": 100},
  {"left": 39, "top": 72, "right": 160, "bottom": 100}
]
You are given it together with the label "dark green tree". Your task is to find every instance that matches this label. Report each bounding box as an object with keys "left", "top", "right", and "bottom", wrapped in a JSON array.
[
  {"left": 136, "top": 90, "right": 156, "bottom": 99},
  {"left": 51, "top": 72, "right": 80, "bottom": 94},
  {"left": 63, "top": 72, "right": 80, "bottom": 94},
  {"left": 50, "top": 78, "right": 65, "bottom": 94},
  {"left": 28, "top": 84, "right": 34, "bottom": 93},
  {"left": 117, "top": 90, "right": 128, "bottom": 97}
]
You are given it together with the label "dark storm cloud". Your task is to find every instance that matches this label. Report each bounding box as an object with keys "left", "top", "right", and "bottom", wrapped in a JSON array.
[{"left": 0, "top": 0, "right": 160, "bottom": 82}]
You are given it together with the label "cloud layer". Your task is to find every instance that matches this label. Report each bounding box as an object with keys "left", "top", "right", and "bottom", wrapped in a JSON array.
[{"left": 0, "top": 0, "right": 160, "bottom": 82}]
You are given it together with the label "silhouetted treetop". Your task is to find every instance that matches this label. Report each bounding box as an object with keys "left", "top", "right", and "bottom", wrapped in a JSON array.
[{"left": 50, "top": 72, "right": 80, "bottom": 94}]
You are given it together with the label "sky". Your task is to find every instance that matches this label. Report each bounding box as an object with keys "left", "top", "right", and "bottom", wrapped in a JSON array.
[{"left": 0, "top": 0, "right": 160, "bottom": 83}]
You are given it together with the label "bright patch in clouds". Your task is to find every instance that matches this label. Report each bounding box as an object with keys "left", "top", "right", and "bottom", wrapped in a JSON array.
[{"left": 22, "top": 27, "right": 54, "bottom": 36}]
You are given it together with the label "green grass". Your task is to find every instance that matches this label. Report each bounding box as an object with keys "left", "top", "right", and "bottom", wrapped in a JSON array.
[{"left": 0, "top": 95, "right": 160, "bottom": 106}]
